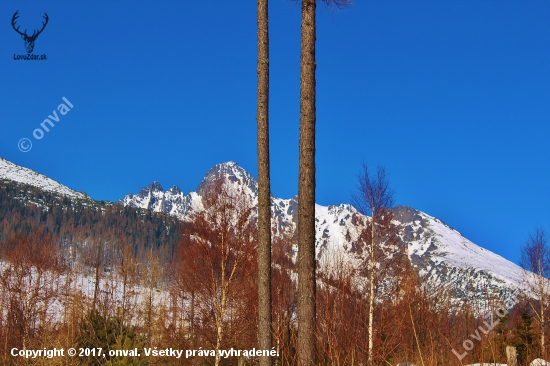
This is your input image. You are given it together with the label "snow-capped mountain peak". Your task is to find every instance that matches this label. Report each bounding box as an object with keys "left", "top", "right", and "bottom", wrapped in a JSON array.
[
  {"left": 167, "top": 185, "right": 182, "bottom": 195},
  {"left": 0, "top": 156, "right": 527, "bottom": 308},
  {"left": 118, "top": 162, "right": 259, "bottom": 220},
  {"left": 0, "top": 157, "right": 88, "bottom": 200},
  {"left": 197, "top": 161, "right": 258, "bottom": 196},
  {"left": 118, "top": 162, "right": 526, "bottom": 308}
]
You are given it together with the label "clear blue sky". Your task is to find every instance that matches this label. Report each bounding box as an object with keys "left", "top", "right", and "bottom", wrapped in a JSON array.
[{"left": 1, "top": 0, "right": 549, "bottom": 265}]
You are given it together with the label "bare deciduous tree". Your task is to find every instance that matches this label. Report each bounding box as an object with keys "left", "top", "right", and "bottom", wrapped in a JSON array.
[
  {"left": 520, "top": 227, "right": 550, "bottom": 359},
  {"left": 175, "top": 178, "right": 257, "bottom": 366},
  {"left": 0, "top": 232, "right": 63, "bottom": 353},
  {"left": 352, "top": 163, "right": 396, "bottom": 366},
  {"left": 272, "top": 230, "right": 297, "bottom": 366}
]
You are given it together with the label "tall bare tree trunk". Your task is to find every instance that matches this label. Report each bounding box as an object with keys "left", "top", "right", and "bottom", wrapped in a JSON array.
[
  {"left": 257, "top": 0, "right": 272, "bottom": 365},
  {"left": 352, "top": 164, "right": 395, "bottom": 366},
  {"left": 368, "top": 222, "right": 375, "bottom": 365},
  {"left": 190, "top": 290, "right": 195, "bottom": 347},
  {"left": 92, "top": 239, "right": 102, "bottom": 312},
  {"left": 298, "top": 0, "right": 316, "bottom": 365},
  {"left": 540, "top": 264, "right": 546, "bottom": 358}
]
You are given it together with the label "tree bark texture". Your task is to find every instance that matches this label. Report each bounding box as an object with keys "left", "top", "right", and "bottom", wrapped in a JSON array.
[
  {"left": 257, "top": 0, "right": 273, "bottom": 365},
  {"left": 298, "top": 0, "right": 317, "bottom": 365}
]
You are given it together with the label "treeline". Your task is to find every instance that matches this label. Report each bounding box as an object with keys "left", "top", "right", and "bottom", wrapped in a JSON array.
[
  {"left": 0, "top": 179, "right": 548, "bottom": 365},
  {"left": 0, "top": 179, "right": 184, "bottom": 263}
]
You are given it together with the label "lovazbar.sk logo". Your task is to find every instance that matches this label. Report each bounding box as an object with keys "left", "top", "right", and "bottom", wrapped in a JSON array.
[{"left": 11, "top": 10, "right": 48, "bottom": 60}]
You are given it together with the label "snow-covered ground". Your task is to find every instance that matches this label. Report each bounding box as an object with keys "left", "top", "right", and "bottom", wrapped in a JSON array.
[{"left": 0, "top": 259, "right": 171, "bottom": 326}]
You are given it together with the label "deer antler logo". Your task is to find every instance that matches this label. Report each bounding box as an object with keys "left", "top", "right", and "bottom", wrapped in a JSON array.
[{"left": 11, "top": 11, "right": 49, "bottom": 54}]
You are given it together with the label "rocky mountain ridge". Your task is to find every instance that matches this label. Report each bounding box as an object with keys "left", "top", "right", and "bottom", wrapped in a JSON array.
[
  {"left": 118, "top": 161, "right": 524, "bottom": 308},
  {"left": 0, "top": 157, "right": 525, "bottom": 308}
]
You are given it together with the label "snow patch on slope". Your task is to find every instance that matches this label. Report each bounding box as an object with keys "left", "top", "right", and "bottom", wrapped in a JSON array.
[
  {"left": 117, "top": 161, "right": 528, "bottom": 306},
  {"left": 0, "top": 157, "right": 88, "bottom": 200}
]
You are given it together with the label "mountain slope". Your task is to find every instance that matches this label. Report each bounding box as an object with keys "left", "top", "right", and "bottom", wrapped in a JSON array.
[
  {"left": 118, "top": 161, "right": 525, "bottom": 307},
  {"left": 395, "top": 206, "right": 522, "bottom": 306},
  {"left": 0, "top": 156, "right": 526, "bottom": 308},
  {"left": 0, "top": 157, "right": 88, "bottom": 200},
  {"left": 0, "top": 157, "right": 183, "bottom": 257}
]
